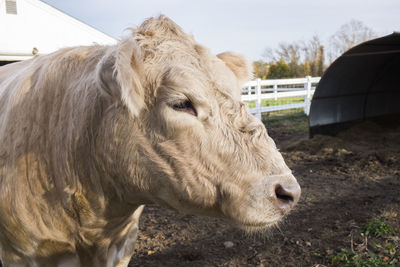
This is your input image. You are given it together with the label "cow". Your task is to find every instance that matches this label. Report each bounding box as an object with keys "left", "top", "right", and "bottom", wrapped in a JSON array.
[{"left": 0, "top": 16, "right": 300, "bottom": 266}]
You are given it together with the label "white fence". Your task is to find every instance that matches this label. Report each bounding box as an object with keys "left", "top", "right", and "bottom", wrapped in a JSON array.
[{"left": 241, "top": 76, "right": 321, "bottom": 119}]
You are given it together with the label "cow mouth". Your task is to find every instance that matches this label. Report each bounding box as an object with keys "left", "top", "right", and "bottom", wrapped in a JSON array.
[{"left": 236, "top": 219, "right": 280, "bottom": 232}]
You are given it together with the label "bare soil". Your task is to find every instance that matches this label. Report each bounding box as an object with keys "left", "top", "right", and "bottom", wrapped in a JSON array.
[{"left": 130, "top": 117, "right": 400, "bottom": 267}]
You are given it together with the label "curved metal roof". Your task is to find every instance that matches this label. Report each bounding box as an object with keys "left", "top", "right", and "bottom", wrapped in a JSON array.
[{"left": 309, "top": 32, "right": 400, "bottom": 136}]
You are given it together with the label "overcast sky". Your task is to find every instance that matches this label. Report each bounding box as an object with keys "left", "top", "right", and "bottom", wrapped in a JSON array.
[{"left": 42, "top": 0, "right": 399, "bottom": 61}]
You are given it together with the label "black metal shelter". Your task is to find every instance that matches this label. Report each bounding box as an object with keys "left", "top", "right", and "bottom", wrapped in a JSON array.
[{"left": 309, "top": 32, "right": 400, "bottom": 136}]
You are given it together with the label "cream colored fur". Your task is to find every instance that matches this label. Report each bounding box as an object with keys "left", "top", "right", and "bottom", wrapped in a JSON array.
[{"left": 0, "top": 16, "right": 300, "bottom": 266}]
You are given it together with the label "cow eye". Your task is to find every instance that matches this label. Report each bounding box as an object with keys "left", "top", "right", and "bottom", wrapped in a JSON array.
[{"left": 171, "top": 100, "right": 197, "bottom": 116}]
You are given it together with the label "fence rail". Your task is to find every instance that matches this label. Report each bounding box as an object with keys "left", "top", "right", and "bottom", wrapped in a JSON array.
[{"left": 241, "top": 76, "right": 321, "bottom": 119}]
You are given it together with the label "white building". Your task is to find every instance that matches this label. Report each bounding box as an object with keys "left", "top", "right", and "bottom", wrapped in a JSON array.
[{"left": 0, "top": 0, "right": 117, "bottom": 65}]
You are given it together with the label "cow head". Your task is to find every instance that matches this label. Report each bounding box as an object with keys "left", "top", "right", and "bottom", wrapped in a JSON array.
[{"left": 97, "top": 16, "right": 300, "bottom": 231}]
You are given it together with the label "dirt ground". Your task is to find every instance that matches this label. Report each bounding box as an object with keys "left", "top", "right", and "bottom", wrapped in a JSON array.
[{"left": 130, "top": 116, "right": 400, "bottom": 267}]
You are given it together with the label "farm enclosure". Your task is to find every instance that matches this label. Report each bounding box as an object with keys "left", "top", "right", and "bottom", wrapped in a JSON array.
[
  {"left": 242, "top": 76, "right": 320, "bottom": 118},
  {"left": 130, "top": 114, "right": 400, "bottom": 266}
]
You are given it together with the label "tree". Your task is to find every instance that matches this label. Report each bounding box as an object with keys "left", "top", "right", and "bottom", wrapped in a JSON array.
[
  {"left": 328, "top": 20, "right": 377, "bottom": 63},
  {"left": 302, "top": 60, "right": 311, "bottom": 76},
  {"left": 267, "top": 60, "right": 291, "bottom": 79},
  {"left": 253, "top": 61, "right": 269, "bottom": 79},
  {"left": 262, "top": 47, "right": 276, "bottom": 63},
  {"left": 317, "top": 45, "right": 325, "bottom": 76},
  {"left": 258, "top": 19, "right": 376, "bottom": 77},
  {"left": 263, "top": 42, "right": 303, "bottom": 77},
  {"left": 262, "top": 35, "right": 326, "bottom": 78},
  {"left": 302, "top": 35, "right": 325, "bottom": 76}
]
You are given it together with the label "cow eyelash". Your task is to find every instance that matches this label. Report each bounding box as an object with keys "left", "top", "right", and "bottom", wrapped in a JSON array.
[{"left": 171, "top": 100, "right": 197, "bottom": 116}]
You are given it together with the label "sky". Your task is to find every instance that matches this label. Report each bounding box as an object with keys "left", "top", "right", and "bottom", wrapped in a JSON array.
[{"left": 42, "top": 0, "right": 400, "bottom": 61}]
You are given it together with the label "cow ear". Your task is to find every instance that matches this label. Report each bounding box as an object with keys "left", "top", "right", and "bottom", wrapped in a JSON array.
[
  {"left": 97, "top": 37, "right": 144, "bottom": 117},
  {"left": 217, "top": 52, "right": 253, "bottom": 86}
]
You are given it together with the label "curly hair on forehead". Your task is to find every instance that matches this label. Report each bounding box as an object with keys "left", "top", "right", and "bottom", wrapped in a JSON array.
[
  {"left": 131, "top": 15, "right": 197, "bottom": 61},
  {"left": 135, "top": 15, "right": 188, "bottom": 39}
]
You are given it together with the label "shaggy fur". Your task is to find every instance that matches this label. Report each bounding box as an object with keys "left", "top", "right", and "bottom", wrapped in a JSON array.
[{"left": 0, "top": 16, "right": 300, "bottom": 266}]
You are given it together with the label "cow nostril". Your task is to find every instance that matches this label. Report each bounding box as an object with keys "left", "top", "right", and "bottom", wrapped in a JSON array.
[
  {"left": 271, "top": 181, "right": 301, "bottom": 212},
  {"left": 275, "top": 185, "right": 294, "bottom": 204}
]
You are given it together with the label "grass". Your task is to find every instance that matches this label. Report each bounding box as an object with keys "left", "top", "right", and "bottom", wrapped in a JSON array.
[
  {"left": 362, "top": 220, "right": 396, "bottom": 238},
  {"left": 262, "top": 110, "right": 309, "bottom": 133},
  {"left": 330, "top": 219, "right": 399, "bottom": 267},
  {"left": 244, "top": 96, "right": 309, "bottom": 133},
  {"left": 245, "top": 96, "right": 305, "bottom": 109}
]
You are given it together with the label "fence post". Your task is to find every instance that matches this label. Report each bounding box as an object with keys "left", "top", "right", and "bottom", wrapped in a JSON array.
[
  {"left": 304, "top": 76, "right": 311, "bottom": 115},
  {"left": 256, "top": 78, "right": 262, "bottom": 120},
  {"left": 273, "top": 83, "right": 278, "bottom": 101}
]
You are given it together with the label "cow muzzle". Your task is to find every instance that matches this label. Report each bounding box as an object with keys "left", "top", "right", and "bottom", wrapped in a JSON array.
[{"left": 273, "top": 181, "right": 301, "bottom": 214}]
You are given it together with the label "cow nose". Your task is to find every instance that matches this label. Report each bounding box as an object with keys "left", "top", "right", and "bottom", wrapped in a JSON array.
[{"left": 274, "top": 183, "right": 301, "bottom": 212}]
